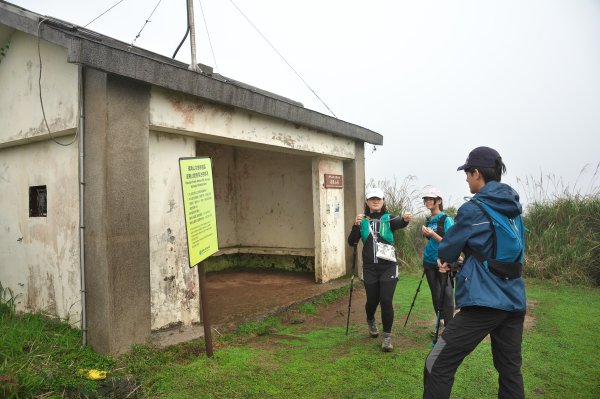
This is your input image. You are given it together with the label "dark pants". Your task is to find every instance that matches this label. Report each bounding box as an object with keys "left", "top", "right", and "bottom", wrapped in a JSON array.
[
  {"left": 423, "top": 263, "right": 454, "bottom": 325},
  {"left": 363, "top": 263, "right": 398, "bottom": 333},
  {"left": 423, "top": 307, "right": 525, "bottom": 399}
]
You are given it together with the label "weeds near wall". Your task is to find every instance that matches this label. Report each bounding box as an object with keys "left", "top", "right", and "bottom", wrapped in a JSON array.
[
  {"left": 0, "top": 281, "right": 118, "bottom": 398},
  {"left": 0, "top": 281, "right": 18, "bottom": 319}
]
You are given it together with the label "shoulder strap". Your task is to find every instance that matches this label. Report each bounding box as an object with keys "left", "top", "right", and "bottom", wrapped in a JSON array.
[
  {"left": 470, "top": 199, "right": 497, "bottom": 259},
  {"left": 437, "top": 214, "right": 447, "bottom": 238},
  {"left": 379, "top": 214, "right": 394, "bottom": 244}
]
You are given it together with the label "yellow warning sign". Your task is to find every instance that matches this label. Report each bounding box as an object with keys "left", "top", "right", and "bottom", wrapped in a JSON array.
[{"left": 179, "top": 157, "right": 219, "bottom": 267}]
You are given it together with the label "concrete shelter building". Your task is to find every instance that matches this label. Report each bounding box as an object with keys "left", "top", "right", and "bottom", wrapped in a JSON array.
[{"left": 0, "top": 1, "right": 382, "bottom": 354}]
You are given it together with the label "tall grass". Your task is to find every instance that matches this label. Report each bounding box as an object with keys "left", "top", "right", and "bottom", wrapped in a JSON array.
[
  {"left": 524, "top": 197, "right": 600, "bottom": 285},
  {"left": 519, "top": 164, "right": 600, "bottom": 286}
]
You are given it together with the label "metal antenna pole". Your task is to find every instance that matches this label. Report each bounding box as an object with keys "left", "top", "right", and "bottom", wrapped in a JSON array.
[{"left": 186, "top": 0, "right": 202, "bottom": 72}]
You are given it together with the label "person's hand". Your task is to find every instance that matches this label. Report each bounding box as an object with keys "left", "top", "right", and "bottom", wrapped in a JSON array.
[
  {"left": 355, "top": 214, "right": 366, "bottom": 226},
  {"left": 421, "top": 225, "right": 433, "bottom": 237},
  {"left": 437, "top": 258, "right": 450, "bottom": 273},
  {"left": 403, "top": 212, "right": 413, "bottom": 222}
]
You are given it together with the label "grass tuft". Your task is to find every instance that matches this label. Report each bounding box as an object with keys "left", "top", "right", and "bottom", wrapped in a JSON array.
[{"left": 235, "top": 316, "right": 280, "bottom": 336}]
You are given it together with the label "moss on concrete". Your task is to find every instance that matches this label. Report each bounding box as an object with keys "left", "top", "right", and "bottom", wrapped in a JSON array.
[{"left": 204, "top": 253, "right": 314, "bottom": 273}]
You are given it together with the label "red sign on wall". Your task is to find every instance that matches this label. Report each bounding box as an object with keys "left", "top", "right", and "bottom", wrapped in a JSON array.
[{"left": 324, "top": 174, "right": 343, "bottom": 188}]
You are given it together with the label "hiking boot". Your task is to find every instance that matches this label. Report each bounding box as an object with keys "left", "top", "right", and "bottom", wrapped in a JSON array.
[
  {"left": 381, "top": 332, "right": 394, "bottom": 352},
  {"left": 367, "top": 319, "right": 379, "bottom": 338}
]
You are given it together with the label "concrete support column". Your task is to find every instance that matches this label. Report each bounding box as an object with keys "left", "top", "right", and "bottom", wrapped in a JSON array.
[
  {"left": 312, "top": 157, "right": 346, "bottom": 283},
  {"left": 343, "top": 142, "right": 365, "bottom": 275},
  {"left": 83, "top": 69, "right": 151, "bottom": 354}
]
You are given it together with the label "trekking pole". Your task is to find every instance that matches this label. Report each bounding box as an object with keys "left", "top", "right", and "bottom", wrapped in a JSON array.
[
  {"left": 345, "top": 244, "right": 358, "bottom": 336},
  {"left": 403, "top": 269, "right": 426, "bottom": 327},
  {"left": 431, "top": 271, "right": 449, "bottom": 348}
]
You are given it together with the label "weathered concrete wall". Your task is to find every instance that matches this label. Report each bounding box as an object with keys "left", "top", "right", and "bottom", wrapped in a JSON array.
[
  {"left": 150, "top": 88, "right": 356, "bottom": 159},
  {"left": 195, "top": 142, "right": 314, "bottom": 251},
  {"left": 84, "top": 69, "right": 151, "bottom": 355},
  {"left": 0, "top": 28, "right": 80, "bottom": 321},
  {"left": 312, "top": 158, "right": 346, "bottom": 282},
  {"left": 0, "top": 31, "right": 77, "bottom": 147},
  {"left": 0, "top": 140, "right": 80, "bottom": 320},
  {"left": 196, "top": 142, "right": 238, "bottom": 247},
  {"left": 148, "top": 131, "right": 200, "bottom": 330},
  {"left": 344, "top": 142, "right": 366, "bottom": 275},
  {"left": 234, "top": 147, "right": 314, "bottom": 249}
]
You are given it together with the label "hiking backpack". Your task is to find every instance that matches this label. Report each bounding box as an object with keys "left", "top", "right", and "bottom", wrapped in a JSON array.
[
  {"left": 471, "top": 198, "right": 525, "bottom": 280},
  {"left": 425, "top": 214, "right": 447, "bottom": 238}
]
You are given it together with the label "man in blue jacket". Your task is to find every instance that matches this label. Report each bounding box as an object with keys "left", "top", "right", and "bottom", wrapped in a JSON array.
[{"left": 423, "top": 146, "right": 526, "bottom": 399}]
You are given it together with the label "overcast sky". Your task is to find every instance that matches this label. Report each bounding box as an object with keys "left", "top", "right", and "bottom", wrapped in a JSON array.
[{"left": 9, "top": 0, "right": 600, "bottom": 211}]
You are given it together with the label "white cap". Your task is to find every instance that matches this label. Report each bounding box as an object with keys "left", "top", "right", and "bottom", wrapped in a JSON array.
[
  {"left": 365, "top": 187, "right": 384, "bottom": 200},
  {"left": 422, "top": 187, "right": 442, "bottom": 199}
]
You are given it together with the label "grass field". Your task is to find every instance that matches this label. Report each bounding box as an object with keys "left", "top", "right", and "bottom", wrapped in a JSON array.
[{"left": 2, "top": 274, "right": 599, "bottom": 398}]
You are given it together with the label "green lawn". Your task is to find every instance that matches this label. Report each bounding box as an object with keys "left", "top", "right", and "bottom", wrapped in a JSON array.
[
  {"left": 125, "top": 276, "right": 600, "bottom": 398},
  {"left": 2, "top": 275, "right": 600, "bottom": 398}
]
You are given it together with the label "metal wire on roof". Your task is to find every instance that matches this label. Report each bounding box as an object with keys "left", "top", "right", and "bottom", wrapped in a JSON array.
[
  {"left": 130, "top": 0, "right": 164, "bottom": 48},
  {"left": 227, "top": 0, "right": 337, "bottom": 118},
  {"left": 84, "top": 0, "right": 128, "bottom": 28}
]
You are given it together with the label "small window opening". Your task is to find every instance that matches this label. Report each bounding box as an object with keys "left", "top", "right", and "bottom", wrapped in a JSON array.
[{"left": 29, "top": 185, "right": 47, "bottom": 217}]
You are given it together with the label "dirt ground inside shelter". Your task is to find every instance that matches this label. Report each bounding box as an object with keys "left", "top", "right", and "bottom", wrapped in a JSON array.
[
  {"left": 205, "top": 268, "right": 350, "bottom": 328},
  {"left": 151, "top": 268, "right": 355, "bottom": 347}
]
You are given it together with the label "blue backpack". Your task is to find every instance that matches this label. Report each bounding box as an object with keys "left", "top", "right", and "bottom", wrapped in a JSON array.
[{"left": 471, "top": 199, "right": 525, "bottom": 280}]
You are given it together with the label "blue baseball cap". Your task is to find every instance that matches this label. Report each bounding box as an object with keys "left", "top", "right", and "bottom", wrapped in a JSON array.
[{"left": 457, "top": 146, "right": 500, "bottom": 171}]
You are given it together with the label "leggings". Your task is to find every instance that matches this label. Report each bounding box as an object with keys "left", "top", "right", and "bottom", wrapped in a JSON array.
[
  {"left": 424, "top": 263, "right": 455, "bottom": 325},
  {"left": 364, "top": 279, "right": 398, "bottom": 333}
]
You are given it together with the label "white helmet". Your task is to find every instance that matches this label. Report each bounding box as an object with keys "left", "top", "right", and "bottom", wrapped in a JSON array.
[
  {"left": 422, "top": 188, "right": 442, "bottom": 199},
  {"left": 365, "top": 187, "right": 384, "bottom": 200}
]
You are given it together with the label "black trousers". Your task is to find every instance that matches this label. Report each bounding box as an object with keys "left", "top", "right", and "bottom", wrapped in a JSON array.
[
  {"left": 423, "top": 263, "right": 455, "bottom": 325},
  {"left": 423, "top": 307, "right": 525, "bottom": 399},
  {"left": 363, "top": 263, "right": 398, "bottom": 333}
]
